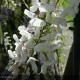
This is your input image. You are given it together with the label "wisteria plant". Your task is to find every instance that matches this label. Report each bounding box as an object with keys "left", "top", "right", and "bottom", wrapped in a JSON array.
[{"left": 4, "top": 0, "right": 80, "bottom": 80}]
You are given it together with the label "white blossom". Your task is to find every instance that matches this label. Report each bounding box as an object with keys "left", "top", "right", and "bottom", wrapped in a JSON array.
[
  {"left": 8, "top": 50, "right": 15, "bottom": 59},
  {"left": 13, "top": 34, "right": 19, "bottom": 43},
  {"left": 30, "top": 5, "right": 38, "bottom": 12},
  {"left": 34, "top": 42, "right": 50, "bottom": 53},
  {"left": 30, "top": 18, "right": 46, "bottom": 27},
  {"left": 53, "top": 17, "right": 67, "bottom": 27},
  {"left": 18, "top": 25, "right": 26, "bottom": 31},
  {"left": 41, "top": 64, "right": 47, "bottom": 74},
  {"left": 45, "top": 12, "right": 51, "bottom": 22},
  {"left": 51, "top": 40, "right": 62, "bottom": 50},
  {"left": 27, "top": 57, "right": 37, "bottom": 64},
  {"left": 41, "top": 60, "right": 55, "bottom": 74},
  {"left": 24, "top": 9, "right": 37, "bottom": 18},
  {"left": 31, "top": 62, "right": 38, "bottom": 73},
  {"left": 19, "top": 50, "right": 28, "bottom": 63},
  {"left": 20, "top": 35, "right": 28, "bottom": 42},
  {"left": 39, "top": 52, "right": 46, "bottom": 62},
  {"left": 40, "top": 0, "right": 48, "bottom": 4},
  {"left": 61, "top": 6, "right": 77, "bottom": 18},
  {"left": 25, "top": 38, "right": 34, "bottom": 48},
  {"left": 31, "top": 0, "right": 39, "bottom": 5},
  {"left": 15, "top": 43, "right": 22, "bottom": 54},
  {"left": 20, "top": 30, "right": 33, "bottom": 40},
  {"left": 41, "top": 33, "right": 57, "bottom": 41},
  {"left": 39, "top": 3, "right": 54, "bottom": 12},
  {"left": 34, "top": 27, "right": 41, "bottom": 37}
]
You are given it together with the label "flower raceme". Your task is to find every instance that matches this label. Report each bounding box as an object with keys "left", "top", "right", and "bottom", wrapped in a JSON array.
[{"left": 7, "top": 0, "right": 80, "bottom": 77}]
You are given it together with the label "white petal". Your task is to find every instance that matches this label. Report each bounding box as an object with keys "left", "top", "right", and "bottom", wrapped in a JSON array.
[
  {"left": 41, "top": 0, "right": 48, "bottom": 4},
  {"left": 41, "top": 64, "right": 47, "bottom": 74},
  {"left": 34, "top": 43, "right": 50, "bottom": 52},
  {"left": 39, "top": 53, "right": 46, "bottom": 62},
  {"left": 18, "top": 25, "right": 26, "bottom": 31},
  {"left": 30, "top": 18, "right": 46, "bottom": 27},
  {"left": 41, "top": 33, "right": 56, "bottom": 41},
  {"left": 39, "top": 5, "right": 47, "bottom": 12},
  {"left": 20, "top": 51, "right": 27, "bottom": 63},
  {"left": 61, "top": 6, "right": 76, "bottom": 17},
  {"left": 15, "top": 43, "right": 22, "bottom": 54},
  {"left": 31, "top": 62, "right": 38, "bottom": 73},
  {"left": 25, "top": 38, "right": 34, "bottom": 48},
  {"left": 39, "top": 4, "right": 54, "bottom": 12},
  {"left": 24, "top": 9, "right": 36, "bottom": 18},
  {"left": 34, "top": 27, "right": 41, "bottom": 37},
  {"left": 13, "top": 34, "right": 19, "bottom": 43},
  {"left": 8, "top": 50, "right": 14, "bottom": 59},
  {"left": 50, "top": 0, "right": 55, "bottom": 5},
  {"left": 32, "top": 0, "right": 39, "bottom": 5},
  {"left": 46, "top": 12, "right": 51, "bottom": 22},
  {"left": 53, "top": 17, "right": 67, "bottom": 27},
  {"left": 20, "top": 30, "right": 33, "bottom": 39},
  {"left": 30, "top": 5, "right": 38, "bottom": 12},
  {"left": 27, "top": 57, "right": 36, "bottom": 64},
  {"left": 20, "top": 35, "right": 28, "bottom": 42},
  {"left": 51, "top": 40, "right": 62, "bottom": 50}
]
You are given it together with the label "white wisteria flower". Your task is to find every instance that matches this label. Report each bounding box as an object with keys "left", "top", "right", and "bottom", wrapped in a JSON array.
[
  {"left": 25, "top": 38, "right": 34, "bottom": 48},
  {"left": 41, "top": 63, "right": 47, "bottom": 74},
  {"left": 39, "top": 3, "right": 54, "bottom": 13},
  {"left": 53, "top": 17, "right": 67, "bottom": 27},
  {"left": 30, "top": 0, "right": 40, "bottom": 12},
  {"left": 20, "top": 35, "right": 28, "bottom": 42},
  {"left": 34, "top": 42, "right": 50, "bottom": 53},
  {"left": 37, "top": 52, "right": 47, "bottom": 62},
  {"left": 26, "top": 57, "right": 38, "bottom": 73},
  {"left": 8, "top": 50, "right": 15, "bottom": 59},
  {"left": 51, "top": 40, "right": 62, "bottom": 50},
  {"left": 30, "top": 0, "right": 55, "bottom": 13},
  {"left": 34, "top": 27, "right": 41, "bottom": 37},
  {"left": 13, "top": 34, "right": 19, "bottom": 43},
  {"left": 61, "top": 0, "right": 80, "bottom": 18},
  {"left": 61, "top": 6, "right": 78, "bottom": 18},
  {"left": 27, "top": 57, "right": 37, "bottom": 64},
  {"left": 70, "top": 0, "right": 80, "bottom": 5},
  {"left": 30, "top": 18, "right": 46, "bottom": 27},
  {"left": 18, "top": 25, "right": 26, "bottom": 31},
  {"left": 19, "top": 30, "right": 33, "bottom": 40},
  {"left": 45, "top": 12, "right": 51, "bottom": 22},
  {"left": 31, "top": 62, "right": 38, "bottom": 73},
  {"left": 24, "top": 9, "right": 37, "bottom": 18},
  {"left": 41, "top": 33, "right": 57, "bottom": 42},
  {"left": 19, "top": 50, "right": 28, "bottom": 64},
  {"left": 4, "top": 37, "right": 11, "bottom": 46},
  {"left": 15, "top": 43, "right": 23, "bottom": 54},
  {"left": 31, "top": 0, "right": 39, "bottom": 5},
  {"left": 30, "top": 5, "right": 38, "bottom": 12},
  {"left": 41, "top": 60, "right": 55, "bottom": 74}
]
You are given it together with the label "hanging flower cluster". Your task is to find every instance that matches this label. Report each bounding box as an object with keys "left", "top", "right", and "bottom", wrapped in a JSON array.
[{"left": 7, "top": 0, "right": 80, "bottom": 79}]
